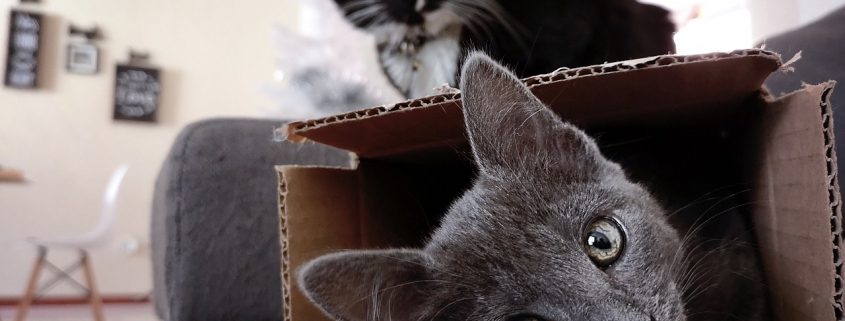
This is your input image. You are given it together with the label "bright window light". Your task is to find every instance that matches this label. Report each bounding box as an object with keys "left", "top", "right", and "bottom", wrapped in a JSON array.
[{"left": 640, "top": 0, "right": 753, "bottom": 54}]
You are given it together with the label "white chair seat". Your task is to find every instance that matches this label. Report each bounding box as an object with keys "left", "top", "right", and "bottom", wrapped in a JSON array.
[
  {"left": 24, "top": 165, "right": 128, "bottom": 250},
  {"left": 16, "top": 164, "right": 129, "bottom": 321},
  {"left": 26, "top": 233, "right": 110, "bottom": 250}
]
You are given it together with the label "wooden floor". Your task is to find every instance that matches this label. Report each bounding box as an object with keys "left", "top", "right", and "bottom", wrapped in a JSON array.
[{"left": 0, "top": 303, "right": 156, "bottom": 321}]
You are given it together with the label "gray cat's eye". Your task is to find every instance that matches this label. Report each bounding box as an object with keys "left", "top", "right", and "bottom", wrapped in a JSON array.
[{"left": 584, "top": 217, "right": 625, "bottom": 268}]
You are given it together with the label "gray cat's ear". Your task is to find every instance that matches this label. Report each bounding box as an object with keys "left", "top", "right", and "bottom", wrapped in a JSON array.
[
  {"left": 460, "top": 52, "right": 617, "bottom": 179},
  {"left": 298, "top": 249, "right": 429, "bottom": 321}
]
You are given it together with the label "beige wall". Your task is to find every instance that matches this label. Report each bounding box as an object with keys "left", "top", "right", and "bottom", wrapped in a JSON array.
[
  {"left": 750, "top": 0, "right": 845, "bottom": 40},
  {"left": 3, "top": 0, "right": 843, "bottom": 299},
  {"left": 0, "top": 0, "right": 298, "bottom": 296}
]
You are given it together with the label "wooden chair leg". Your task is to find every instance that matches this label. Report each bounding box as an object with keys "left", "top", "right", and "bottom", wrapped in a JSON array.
[
  {"left": 80, "top": 250, "right": 104, "bottom": 321},
  {"left": 16, "top": 246, "right": 46, "bottom": 321}
]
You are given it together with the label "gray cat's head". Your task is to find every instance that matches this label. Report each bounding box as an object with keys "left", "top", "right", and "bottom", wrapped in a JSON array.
[{"left": 298, "top": 53, "right": 686, "bottom": 321}]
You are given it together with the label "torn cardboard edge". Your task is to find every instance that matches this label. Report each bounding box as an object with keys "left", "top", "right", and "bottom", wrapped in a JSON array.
[
  {"left": 279, "top": 165, "right": 375, "bottom": 321},
  {"left": 284, "top": 49, "right": 781, "bottom": 143},
  {"left": 817, "top": 82, "right": 843, "bottom": 319},
  {"left": 747, "top": 81, "right": 842, "bottom": 321},
  {"left": 284, "top": 49, "right": 783, "bottom": 161},
  {"left": 277, "top": 166, "right": 292, "bottom": 321},
  {"left": 278, "top": 165, "right": 347, "bottom": 321},
  {"left": 780, "top": 51, "right": 803, "bottom": 73}
]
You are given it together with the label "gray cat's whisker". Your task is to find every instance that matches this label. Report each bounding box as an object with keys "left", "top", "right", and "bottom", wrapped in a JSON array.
[
  {"left": 675, "top": 240, "right": 734, "bottom": 288},
  {"left": 678, "top": 190, "right": 751, "bottom": 244},
  {"left": 663, "top": 183, "right": 751, "bottom": 220},
  {"left": 341, "top": 279, "right": 468, "bottom": 317},
  {"left": 427, "top": 297, "right": 474, "bottom": 321},
  {"left": 677, "top": 237, "right": 749, "bottom": 295},
  {"left": 678, "top": 255, "right": 719, "bottom": 292},
  {"left": 668, "top": 189, "right": 755, "bottom": 272},
  {"left": 681, "top": 199, "right": 761, "bottom": 254},
  {"left": 377, "top": 253, "right": 469, "bottom": 280},
  {"left": 683, "top": 282, "right": 719, "bottom": 304},
  {"left": 671, "top": 243, "right": 721, "bottom": 289},
  {"left": 698, "top": 189, "right": 754, "bottom": 217}
]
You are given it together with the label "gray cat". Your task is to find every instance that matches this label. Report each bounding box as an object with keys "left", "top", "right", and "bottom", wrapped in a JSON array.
[{"left": 298, "top": 53, "right": 768, "bottom": 321}]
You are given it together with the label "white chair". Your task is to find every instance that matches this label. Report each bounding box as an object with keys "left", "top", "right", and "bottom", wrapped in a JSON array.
[{"left": 16, "top": 165, "right": 129, "bottom": 321}]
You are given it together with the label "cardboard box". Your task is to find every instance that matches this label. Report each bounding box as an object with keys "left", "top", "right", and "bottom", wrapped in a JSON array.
[{"left": 277, "top": 49, "right": 840, "bottom": 321}]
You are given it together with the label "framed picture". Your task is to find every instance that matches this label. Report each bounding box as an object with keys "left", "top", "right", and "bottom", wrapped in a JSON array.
[
  {"left": 4, "top": 10, "right": 42, "bottom": 88},
  {"left": 66, "top": 43, "right": 98, "bottom": 74},
  {"left": 113, "top": 64, "right": 160, "bottom": 122}
]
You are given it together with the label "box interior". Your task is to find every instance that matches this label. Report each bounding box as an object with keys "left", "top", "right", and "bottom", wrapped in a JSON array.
[{"left": 279, "top": 50, "right": 842, "bottom": 321}]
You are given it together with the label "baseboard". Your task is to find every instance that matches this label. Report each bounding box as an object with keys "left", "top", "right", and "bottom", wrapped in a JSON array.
[{"left": 0, "top": 294, "right": 150, "bottom": 306}]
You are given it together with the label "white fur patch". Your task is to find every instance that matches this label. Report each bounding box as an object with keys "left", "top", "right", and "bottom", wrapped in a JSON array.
[
  {"left": 363, "top": 4, "right": 463, "bottom": 98},
  {"left": 381, "top": 32, "right": 460, "bottom": 98},
  {"left": 424, "top": 6, "right": 460, "bottom": 36}
]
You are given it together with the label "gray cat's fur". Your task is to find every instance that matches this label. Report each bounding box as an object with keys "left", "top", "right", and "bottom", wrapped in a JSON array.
[{"left": 298, "top": 53, "right": 762, "bottom": 321}]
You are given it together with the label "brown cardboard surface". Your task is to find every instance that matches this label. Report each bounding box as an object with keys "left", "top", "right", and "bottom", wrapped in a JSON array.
[
  {"left": 277, "top": 166, "right": 360, "bottom": 321},
  {"left": 355, "top": 161, "right": 468, "bottom": 248},
  {"left": 286, "top": 50, "right": 780, "bottom": 160},
  {"left": 752, "top": 83, "right": 840, "bottom": 321},
  {"left": 278, "top": 163, "right": 473, "bottom": 321},
  {"left": 278, "top": 50, "right": 843, "bottom": 321}
]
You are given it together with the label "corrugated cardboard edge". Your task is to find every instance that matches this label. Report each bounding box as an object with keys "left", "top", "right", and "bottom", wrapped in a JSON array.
[
  {"left": 780, "top": 81, "right": 843, "bottom": 320},
  {"left": 284, "top": 49, "right": 781, "bottom": 142},
  {"left": 276, "top": 165, "right": 293, "bottom": 321},
  {"left": 818, "top": 82, "right": 843, "bottom": 320},
  {"left": 277, "top": 165, "right": 362, "bottom": 321},
  {"left": 756, "top": 82, "right": 841, "bottom": 320}
]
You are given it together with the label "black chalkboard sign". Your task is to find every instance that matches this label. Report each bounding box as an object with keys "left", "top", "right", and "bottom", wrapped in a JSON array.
[
  {"left": 4, "top": 10, "right": 42, "bottom": 88},
  {"left": 113, "top": 64, "right": 160, "bottom": 122}
]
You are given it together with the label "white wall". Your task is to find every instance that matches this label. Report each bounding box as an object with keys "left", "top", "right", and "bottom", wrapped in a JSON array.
[
  {"left": 750, "top": 0, "right": 845, "bottom": 40},
  {"left": 3, "top": 0, "right": 843, "bottom": 300},
  {"left": 640, "top": 0, "right": 845, "bottom": 53},
  {"left": 0, "top": 0, "right": 298, "bottom": 296}
]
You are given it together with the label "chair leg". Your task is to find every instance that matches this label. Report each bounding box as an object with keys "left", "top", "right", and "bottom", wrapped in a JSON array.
[
  {"left": 80, "top": 250, "right": 104, "bottom": 321},
  {"left": 16, "top": 246, "right": 46, "bottom": 321}
]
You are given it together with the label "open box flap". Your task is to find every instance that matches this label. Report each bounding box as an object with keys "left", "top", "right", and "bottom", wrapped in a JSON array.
[
  {"left": 752, "top": 82, "right": 841, "bottom": 321},
  {"left": 277, "top": 166, "right": 360, "bottom": 321},
  {"left": 285, "top": 50, "right": 782, "bottom": 160},
  {"left": 278, "top": 164, "right": 445, "bottom": 321}
]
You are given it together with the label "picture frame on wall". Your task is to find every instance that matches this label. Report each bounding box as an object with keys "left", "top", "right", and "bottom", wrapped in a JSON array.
[
  {"left": 66, "top": 43, "right": 98, "bottom": 74},
  {"left": 4, "top": 9, "right": 42, "bottom": 88},
  {"left": 113, "top": 64, "right": 160, "bottom": 122}
]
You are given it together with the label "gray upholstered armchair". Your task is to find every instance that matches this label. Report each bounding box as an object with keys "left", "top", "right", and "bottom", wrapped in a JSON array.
[{"left": 151, "top": 118, "right": 350, "bottom": 321}]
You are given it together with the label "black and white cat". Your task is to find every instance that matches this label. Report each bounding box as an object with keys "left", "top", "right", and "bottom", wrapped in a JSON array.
[{"left": 334, "top": 0, "right": 676, "bottom": 98}]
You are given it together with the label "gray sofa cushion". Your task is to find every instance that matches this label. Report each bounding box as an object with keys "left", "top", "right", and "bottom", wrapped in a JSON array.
[{"left": 152, "top": 118, "right": 350, "bottom": 321}]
